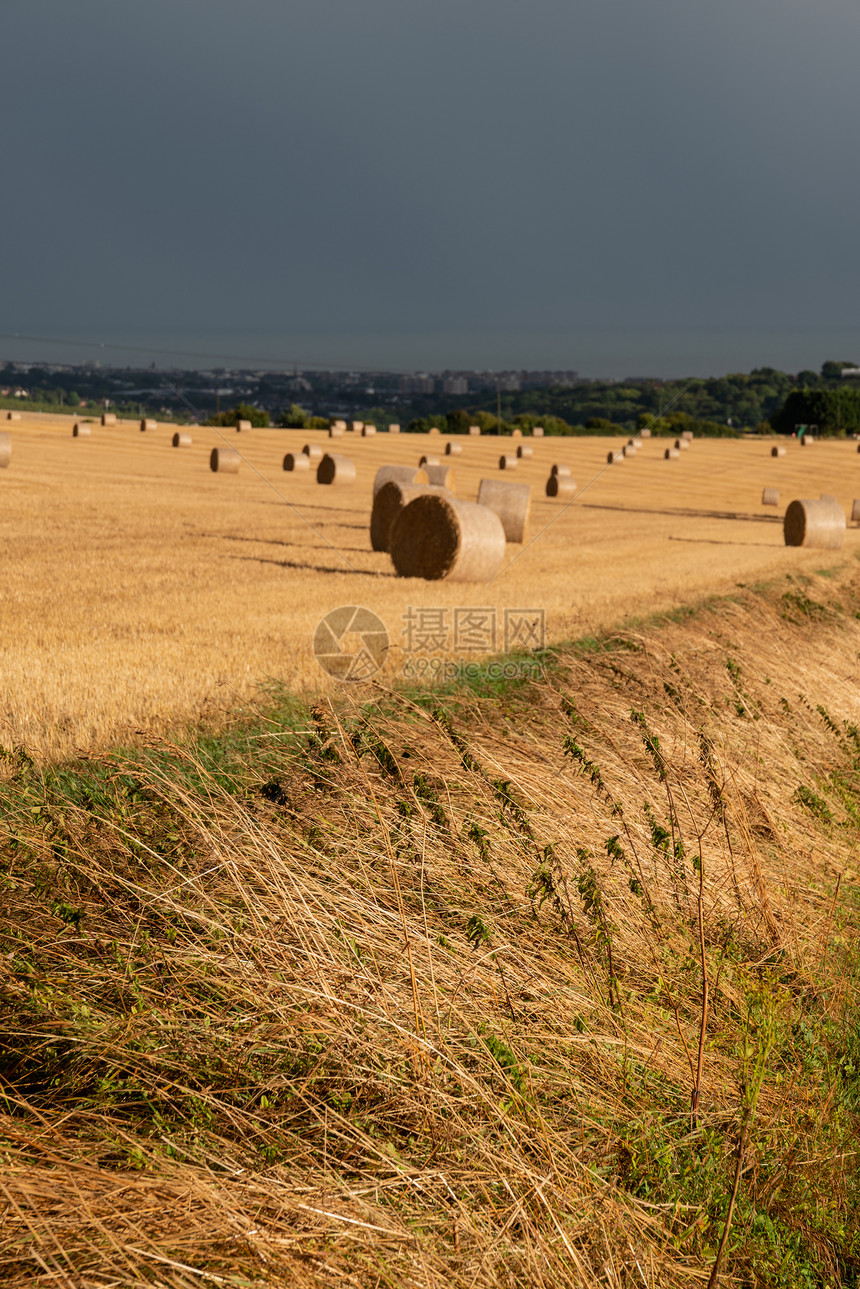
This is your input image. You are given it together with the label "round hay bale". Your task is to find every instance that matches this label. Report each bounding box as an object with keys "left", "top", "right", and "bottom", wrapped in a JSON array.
[
  {"left": 101, "top": 413, "right": 116, "bottom": 426},
  {"left": 761, "top": 487, "right": 779, "bottom": 506},
  {"left": 0, "top": 432, "right": 11, "bottom": 468},
  {"left": 681, "top": 430, "right": 693, "bottom": 441},
  {"left": 428, "top": 426, "right": 441, "bottom": 437},
  {"left": 424, "top": 463, "right": 456, "bottom": 488},
  {"left": 370, "top": 480, "right": 450, "bottom": 552},
  {"left": 784, "top": 498, "right": 845, "bottom": 549},
  {"left": 516, "top": 443, "right": 533, "bottom": 459},
  {"left": 771, "top": 445, "right": 787, "bottom": 457},
  {"left": 302, "top": 443, "right": 323, "bottom": 461},
  {"left": 551, "top": 463, "right": 571, "bottom": 477},
  {"left": 445, "top": 440, "right": 463, "bottom": 455},
  {"left": 317, "top": 452, "right": 356, "bottom": 485},
  {"left": 172, "top": 431, "right": 192, "bottom": 447},
  {"left": 140, "top": 418, "right": 157, "bottom": 432},
  {"left": 800, "top": 435, "right": 813, "bottom": 446},
  {"left": 469, "top": 425, "right": 481, "bottom": 435},
  {"left": 351, "top": 421, "right": 363, "bottom": 433},
  {"left": 388, "top": 423, "right": 401, "bottom": 434},
  {"left": 851, "top": 499, "right": 860, "bottom": 523},
  {"left": 419, "top": 454, "right": 440, "bottom": 467},
  {"left": 236, "top": 419, "right": 251, "bottom": 433},
  {"left": 6, "top": 411, "right": 21, "bottom": 421},
  {"left": 532, "top": 426, "right": 544, "bottom": 437},
  {"left": 664, "top": 447, "right": 680, "bottom": 459},
  {"left": 373, "top": 464, "right": 426, "bottom": 497},
  {"left": 283, "top": 452, "right": 311, "bottom": 472},
  {"left": 329, "top": 425, "right": 345, "bottom": 438},
  {"left": 546, "top": 474, "right": 576, "bottom": 498},
  {"left": 72, "top": 423, "right": 91, "bottom": 437},
  {"left": 477, "top": 478, "right": 531, "bottom": 542},
  {"left": 512, "top": 428, "right": 523, "bottom": 440},
  {"left": 362, "top": 424, "right": 377, "bottom": 437},
  {"left": 390, "top": 494, "right": 506, "bottom": 582},
  {"left": 210, "top": 447, "right": 240, "bottom": 473},
  {"left": 674, "top": 438, "right": 689, "bottom": 450},
  {"left": 332, "top": 419, "right": 347, "bottom": 430},
  {"left": 607, "top": 450, "right": 623, "bottom": 464},
  {"left": 639, "top": 428, "right": 652, "bottom": 439},
  {"left": 622, "top": 444, "right": 637, "bottom": 457},
  {"left": 498, "top": 454, "right": 518, "bottom": 470}
]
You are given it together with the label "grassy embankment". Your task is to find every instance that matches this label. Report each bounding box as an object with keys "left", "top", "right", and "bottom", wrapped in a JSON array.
[{"left": 3, "top": 565, "right": 860, "bottom": 1286}]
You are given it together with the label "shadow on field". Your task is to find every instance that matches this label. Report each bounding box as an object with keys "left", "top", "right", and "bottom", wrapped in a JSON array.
[
  {"left": 582, "top": 503, "right": 782, "bottom": 524},
  {"left": 229, "top": 554, "right": 394, "bottom": 577},
  {"left": 668, "top": 535, "right": 780, "bottom": 547},
  {"left": 258, "top": 501, "right": 368, "bottom": 524},
  {"left": 206, "top": 532, "right": 371, "bottom": 550}
]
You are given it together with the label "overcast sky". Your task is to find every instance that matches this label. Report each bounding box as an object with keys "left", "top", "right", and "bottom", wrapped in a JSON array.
[{"left": 3, "top": 0, "right": 859, "bottom": 374}]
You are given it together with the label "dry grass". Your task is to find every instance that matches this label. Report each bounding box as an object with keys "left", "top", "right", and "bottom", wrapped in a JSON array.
[
  {"left": 1, "top": 412, "right": 860, "bottom": 759},
  {"left": 2, "top": 567, "right": 860, "bottom": 1285}
]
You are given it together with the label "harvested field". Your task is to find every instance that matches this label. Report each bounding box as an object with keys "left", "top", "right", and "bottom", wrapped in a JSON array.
[{"left": 1, "top": 411, "right": 859, "bottom": 758}]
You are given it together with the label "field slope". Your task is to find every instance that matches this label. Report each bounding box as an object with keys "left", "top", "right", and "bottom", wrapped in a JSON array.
[{"left": 3, "top": 563, "right": 860, "bottom": 1286}]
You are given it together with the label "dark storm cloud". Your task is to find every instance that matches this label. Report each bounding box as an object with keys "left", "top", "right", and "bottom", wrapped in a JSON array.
[{"left": 2, "top": 0, "right": 859, "bottom": 347}]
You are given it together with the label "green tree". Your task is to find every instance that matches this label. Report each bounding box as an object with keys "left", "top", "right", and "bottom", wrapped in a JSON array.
[
  {"left": 212, "top": 401, "right": 269, "bottom": 428},
  {"left": 445, "top": 409, "right": 471, "bottom": 435},
  {"left": 771, "top": 388, "right": 860, "bottom": 436},
  {"left": 820, "top": 360, "right": 857, "bottom": 381},
  {"left": 510, "top": 413, "right": 573, "bottom": 436},
  {"left": 278, "top": 403, "right": 310, "bottom": 428}
]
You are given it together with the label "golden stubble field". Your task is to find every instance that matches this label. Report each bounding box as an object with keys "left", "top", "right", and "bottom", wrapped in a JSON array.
[{"left": 2, "top": 411, "right": 859, "bottom": 758}]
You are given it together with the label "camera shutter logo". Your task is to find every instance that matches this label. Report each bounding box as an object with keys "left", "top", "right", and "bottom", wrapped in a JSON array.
[{"left": 313, "top": 606, "right": 389, "bottom": 680}]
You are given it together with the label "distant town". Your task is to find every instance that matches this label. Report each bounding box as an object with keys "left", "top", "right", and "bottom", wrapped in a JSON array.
[
  {"left": 0, "top": 361, "right": 580, "bottom": 418},
  {"left": 3, "top": 358, "right": 860, "bottom": 435}
]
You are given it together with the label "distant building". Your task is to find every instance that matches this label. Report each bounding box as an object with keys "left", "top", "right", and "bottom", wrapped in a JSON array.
[
  {"left": 442, "top": 376, "right": 468, "bottom": 395},
  {"left": 400, "top": 374, "right": 436, "bottom": 395}
]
